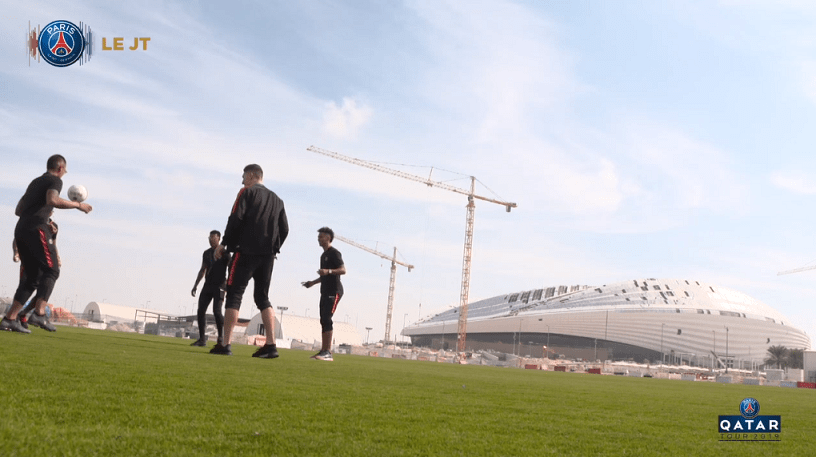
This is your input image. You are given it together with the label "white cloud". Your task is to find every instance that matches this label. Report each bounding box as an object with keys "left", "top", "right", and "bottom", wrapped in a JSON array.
[
  {"left": 322, "top": 97, "right": 373, "bottom": 139},
  {"left": 770, "top": 170, "right": 816, "bottom": 194},
  {"left": 409, "top": 0, "right": 584, "bottom": 139},
  {"left": 620, "top": 120, "right": 746, "bottom": 210},
  {"left": 800, "top": 60, "right": 816, "bottom": 105}
]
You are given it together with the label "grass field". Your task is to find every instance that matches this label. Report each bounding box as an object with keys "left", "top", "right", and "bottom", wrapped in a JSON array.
[{"left": 1, "top": 327, "right": 813, "bottom": 456}]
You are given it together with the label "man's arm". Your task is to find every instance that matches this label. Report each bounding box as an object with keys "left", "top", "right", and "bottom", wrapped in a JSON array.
[
  {"left": 50, "top": 221, "right": 60, "bottom": 267},
  {"left": 12, "top": 238, "right": 19, "bottom": 262},
  {"left": 301, "top": 276, "right": 322, "bottom": 288},
  {"left": 318, "top": 264, "right": 346, "bottom": 277},
  {"left": 221, "top": 188, "right": 247, "bottom": 253},
  {"left": 54, "top": 240, "right": 61, "bottom": 268},
  {"left": 304, "top": 263, "right": 346, "bottom": 288},
  {"left": 191, "top": 261, "right": 207, "bottom": 296},
  {"left": 277, "top": 206, "right": 289, "bottom": 252},
  {"left": 46, "top": 189, "right": 92, "bottom": 214},
  {"left": 15, "top": 196, "right": 24, "bottom": 217}
]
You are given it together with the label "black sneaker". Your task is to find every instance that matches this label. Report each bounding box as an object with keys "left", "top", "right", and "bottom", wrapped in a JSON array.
[
  {"left": 252, "top": 345, "right": 279, "bottom": 359},
  {"left": 209, "top": 343, "right": 232, "bottom": 355},
  {"left": 28, "top": 312, "right": 56, "bottom": 332},
  {"left": 190, "top": 339, "right": 207, "bottom": 347},
  {"left": 0, "top": 317, "right": 32, "bottom": 334},
  {"left": 18, "top": 316, "right": 29, "bottom": 330},
  {"left": 315, "top": 351, "right": 333, "bottom": 362}
]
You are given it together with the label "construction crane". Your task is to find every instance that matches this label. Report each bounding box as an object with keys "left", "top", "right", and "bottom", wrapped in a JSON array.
[
  {"left": 334, "top": 235, "right": 414, "bottom": 344},
  {"left": 777, "top": 265, "right": 816, "bottom": 276},
  {"left": 307, "top": 146, "right": 517, "bottom": 354}
]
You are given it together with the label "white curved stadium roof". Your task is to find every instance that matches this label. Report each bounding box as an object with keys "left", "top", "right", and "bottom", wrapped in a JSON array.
[
  {"left": 405, "top": 278, "right": 811, "bottom": 361},
  {"left": 416, "top": 278, "right": 794, "bottom": 326}
]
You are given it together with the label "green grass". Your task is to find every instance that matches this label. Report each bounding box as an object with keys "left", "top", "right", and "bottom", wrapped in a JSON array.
[{"left": 0, "top": 327, "right": 813, "bottom": 456}]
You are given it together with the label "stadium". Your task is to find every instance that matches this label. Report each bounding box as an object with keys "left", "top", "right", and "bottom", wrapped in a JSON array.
[{"left": 403, "top": 277, "right": 811, "bottom": 369}]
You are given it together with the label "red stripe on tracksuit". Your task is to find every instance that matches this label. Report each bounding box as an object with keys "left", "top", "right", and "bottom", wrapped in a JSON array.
[
  {"left": 331, "top": 294, "right": 340, "bottom": 314},
  {"left": 231, "top": 187, "right": 246, "bottom": 214},
  {"left": 227, "top": 252, "right": 241, "bottom": 286},
  {"left": 39, "top": 229, "right": 53, "bottom": 268}
]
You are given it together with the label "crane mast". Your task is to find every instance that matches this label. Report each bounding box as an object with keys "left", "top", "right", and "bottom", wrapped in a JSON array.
[
  {"left": 387, "top": 247, "right": 397, "bottom": 343},
  {"left": 457, "top": 180, "right": 476, "bottom": 352},
  {"left": 309, "top": 146, "right": 516, "bottom": 355},
  {"left": 334, "top": 235, "right": 413, "bottom": 344},
  {"left": 777, "top": 265, "right": 816, "bottom": 276}
]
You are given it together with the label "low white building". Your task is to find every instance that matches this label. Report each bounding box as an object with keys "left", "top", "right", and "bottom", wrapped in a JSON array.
[
  {"left": 0, "top": 297, "right": 12, "bottom": 315},
  {"left": 246, "top": 313, "right": 363, "bottom": 348},
  {"left": 805, "top": 350, "right": 816, "bottom": 383},
  {"left": 81, "top": 302, "right": 152, "bottom": 325}
]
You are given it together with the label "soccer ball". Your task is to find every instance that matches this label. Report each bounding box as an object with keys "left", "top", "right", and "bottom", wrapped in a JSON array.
[{"left": 67, "top": 185, "right": 88, "bottom": 203}]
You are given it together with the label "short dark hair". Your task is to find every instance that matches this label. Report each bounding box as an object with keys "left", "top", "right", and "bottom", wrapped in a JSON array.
[
  {"left": 318, "top": 226, "right": 334, "bottom": 241},
  {"left": 243, "top": 164, "right": 263, "bottom": 180},
  {"left": 47, "top": 155, "right": 66, "bottom": 171},
  {"left": 210, "top": 230, "right": 221, "bottom": 238}
]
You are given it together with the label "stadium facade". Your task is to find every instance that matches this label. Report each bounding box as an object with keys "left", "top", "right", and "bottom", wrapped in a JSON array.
[{"left": 402, "top": 278, "right": 811, "bottom": 368}]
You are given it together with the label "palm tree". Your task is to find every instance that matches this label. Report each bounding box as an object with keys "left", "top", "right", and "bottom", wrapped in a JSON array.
[
  {"left": 764, "top": 345, "right": 789, "bottom": 369},
  {"left": 788, "top": 348, "right": 804, "bottom": 369}
]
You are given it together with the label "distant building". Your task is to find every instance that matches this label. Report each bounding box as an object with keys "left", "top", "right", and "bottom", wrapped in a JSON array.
[
  {"left": 403, "top": 278, "right": 810, "bottom": 368},
  {"left": 82, "top": 302, "right": 145, "bottom": 324},
  {"left": 0, "top": 296, "right": 12, "bottom": 315},
  {"left": 804, "top": 350, "right": 816, "bottom": 383},
  {"left": 246, "top": 313, "right": 363, "bottom": 348}
]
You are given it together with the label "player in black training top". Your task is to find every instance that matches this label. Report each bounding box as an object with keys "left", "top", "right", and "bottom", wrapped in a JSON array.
[
  {"left": 1, "top": 154, "right": 92, "bottom": 334},
  {"left": 13, "top": 215, "right": 60, "bottom": 329},
  {"left": 211, "top": 164, "right": 289, "bottom": 358},
  {"left": 190, "top": 230, "right": 231, "bottom": 347},
  {"left": 302, "top": 226, "right": 346, "bottom": 362}
]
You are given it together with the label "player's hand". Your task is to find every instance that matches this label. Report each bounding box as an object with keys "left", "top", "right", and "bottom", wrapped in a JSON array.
[
  {"left": 301, "top": 281, "right": 312, "bottom": 288},
  {"left": 191, "top": 287, "right": 197, "bottom": 297},
  {"left": 58, "top": 256, "right": 62, "bottom": 267},
  {"left": 78, "top": 202, "right": 92, "bottom": 214},
  {"left": 13, "top": 253, "right": 20, "bottom": 263},
  {"left": 214, "top": 245, "right": 225, "bottom": 260}
]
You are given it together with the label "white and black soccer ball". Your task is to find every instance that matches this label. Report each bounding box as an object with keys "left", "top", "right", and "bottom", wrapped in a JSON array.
[{"left": 67, "top": 185, "right": 88, "bottom": 203}]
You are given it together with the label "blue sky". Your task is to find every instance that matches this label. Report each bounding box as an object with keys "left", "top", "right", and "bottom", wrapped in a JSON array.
[{"left": 2, "top": 1, "right": 816, "bottom": 346}]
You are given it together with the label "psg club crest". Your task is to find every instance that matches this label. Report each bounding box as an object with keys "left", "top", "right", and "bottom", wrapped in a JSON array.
[
  {"left": 29, "top": 20, "right": 93, "bottom": 67},
  {"left": 739, "top": 398, "right": 760, "bottom": 419}
]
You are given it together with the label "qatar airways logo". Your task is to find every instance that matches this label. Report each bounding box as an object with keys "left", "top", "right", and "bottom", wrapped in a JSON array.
[{"left": 718, "top": 398, "right": 781, "bottom": 442}]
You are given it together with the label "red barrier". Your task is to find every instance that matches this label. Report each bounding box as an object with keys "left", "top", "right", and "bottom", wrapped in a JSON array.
[
  {"left": 252, "top": 335, "right": 266, "bottom": 346},
  {"left": 587, "top": 368, "right": 601, "bottom": 374},
  {"left": 524, "top": 364, "right": 539, "bottom": 370},
  {"left": 554, "top": 366, "right": 567, "bottom": 372},
  {"left": 797, "top": 382, "right": 816, "bottom": 389}
]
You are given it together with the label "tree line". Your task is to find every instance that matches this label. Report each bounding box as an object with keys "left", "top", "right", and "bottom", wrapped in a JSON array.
[{"left": 764, "top": 345, "right": 804, "bottom": 369}]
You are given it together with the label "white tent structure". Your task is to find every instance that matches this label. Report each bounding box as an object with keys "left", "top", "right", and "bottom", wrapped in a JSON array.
[
  {"left": 246, "top": 313, "right": 363, "bottom": 348},
  {"left": 0, "top": 296, "right": 12, "bottom": 315},
  {"left": 82, "top": 302, "right": 150, "bottom": 324}
]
